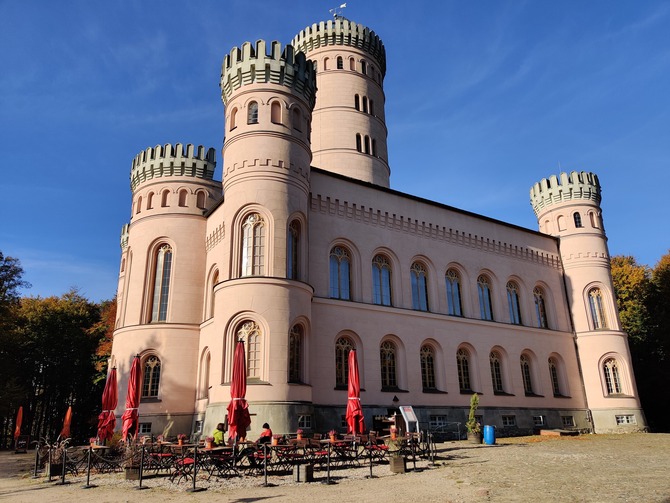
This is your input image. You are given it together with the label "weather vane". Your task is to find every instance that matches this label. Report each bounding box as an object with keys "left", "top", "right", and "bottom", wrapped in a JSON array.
[{"left": 329, "top": 3, "right": 347, "bottom": 19}]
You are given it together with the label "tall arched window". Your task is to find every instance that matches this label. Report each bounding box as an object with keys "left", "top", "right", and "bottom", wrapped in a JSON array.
[
  {"left": 329, "top": 246, "right": 351, "bottom": 300},
  {"left": 364, "top": 135, "right": 371, "bottom": 154},
  {"left": 196, "top": 191, "right": 206, "bottom": 209},
  {"left": 247, "top": 101, "right": 259, "bottom": 124},
  {"left": 361, "top": 60, "right": 367, "bottom": 74},
  {"left": 336, "top": 56, "right": 343, "bottom": 69},
  {"left": 354, "top": 94, "right": 360, "bottom": 110},
  {"left": 178, "top": 189, "right": 188, "bottom": 207},
  {"left": 380, "top": 340, "right": 397, "bottom": 389},
  {"left": 420, "top": 344, "right": 436, "bottom": 390},
  {"left": 237, "top": 321, "right": 261, "bottom": 379},
  {"left": 478, "top": 275, "right": 493, "bottom": 321},
  {"left": 362, "top": 96, "right": 368, "bottom": 113},
  {"left": 136, "top": 196, "right": 142, "bottom": 214},
  {"left": 349, "top": 57, "right": 355, "bottom": 70},
  {"left": 588, "top": 288, "right": 608, "bottom": 329},
  {"left": 520, "top": 354, "right": 533, "bottom": 395},
  {"left": 355, "top": 133, "right": 362, "bottom": 152},
  {"left": 489, "top": 351, "right": 504, "bottom": 393},
  {"left": 335, "top": 337, "right": 354, "bottom": 387},
  {"left": 271, "top": 101, "right": 281, "bottom": 124},
  {"left": 534, "top": 287, "right": 549, "bottom": 328},
  {"left": 372, "top": 255, "right": 392, "bottom": 306},
  {"left": 199, "top": 351, "right": 210, "bottom": 399},
  {"left": 603, "top": 358, "right": 622, "bottom": 395},
  {"left": 241, "top": 213, "right": 265, "bottom": 276},
  {"left": 507, "top": 281, "right": 522, "bottom": 325},
  {"left": 142, "top": 355, "right": 161, "bottom": 397},
  {"left": 573, "top": 212, "right": 583, "bottom": 228},
  {"left": 161, "top": 189, "right": 170, "bottom": 207},
  {"left": 150, "top": 244, "right": 172, "bottom": 322},
  {"left": 411, "top": 262, "right": 429, "bottom": 311},
  {"left": 457, "top": 348, "right": 471, "bottom": 392},
  {"left": 288, "top": 325, "right": 303, "bottom": 383},
  {"left": 445, "top": 269, "right": 462, "bottom": 316},
  {"left": 548, "top": 357, "right": 561, "bottom": 396},
  {"left": 209, "top": 269, "right": 219, "bottom": 318},
  {"left": 147, "top": 192, "right": 154, "bottom": 209},
  {"left": 323, "top": 57, "right": 329, "bottom": 70},
  {"left": 287, "top": 220, "right": 300, "bottom": 280}
]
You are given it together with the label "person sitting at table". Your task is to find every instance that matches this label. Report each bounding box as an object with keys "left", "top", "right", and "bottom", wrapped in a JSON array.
[
  {"left": 257, "top": 423, "right": 273, "bottom": 444},
  {"left": 212, "top": 422, "right": 226, "bottom": 446}
]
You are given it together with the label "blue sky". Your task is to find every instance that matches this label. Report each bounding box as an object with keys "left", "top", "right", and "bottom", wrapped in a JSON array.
[{"left": 1, "top": 1, "right": 668, "bottom": 302}]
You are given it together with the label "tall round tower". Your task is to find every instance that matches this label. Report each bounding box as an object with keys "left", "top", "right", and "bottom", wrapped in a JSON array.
[
  {"left": 112, "top": 143, "right": 221, "bottom": 434},
  {"left": 201, "top": 40, "right": 316, "bottom": 434},
  {"left": 530, "top": 171, "right": 646, "bottom": 432},
  {"left": 291, "top": 17, "right": 390, "bottom": 187}
]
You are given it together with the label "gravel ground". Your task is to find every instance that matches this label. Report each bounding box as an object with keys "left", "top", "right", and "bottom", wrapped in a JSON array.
[{"left": 1, "top": 433, "right": 669, "bottom": 502}]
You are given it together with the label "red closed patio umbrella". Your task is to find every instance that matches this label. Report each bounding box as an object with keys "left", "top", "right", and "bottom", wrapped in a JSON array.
[
  {"left": 13, "top": 406, "right": 23, "bottom": 446},
  {"left": 121, "top": 356, "right": 142, "bottom": 442},
  {"left": 226, "top": 341, "right": 251, "bottom": 442},
  {"left": 97, "top": 367, "right": 118, "bottom": 442},
  {"left": 59, "top": 406, "right": 72, "bottom": 439},
  {"left": 345, "top": 349, "right": 365, "bottom": 435}
]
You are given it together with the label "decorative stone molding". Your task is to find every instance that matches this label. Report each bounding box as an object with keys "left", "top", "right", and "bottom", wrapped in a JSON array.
[
  {"left": 530, "top": 171, "right": 601, "bottom": 216},
  {"left": 220, "top": 40, "right": 316, "bottom": 108},
  {"left": 223, "top": 157, "right": 310, "bottom": 182},
  {"left": 291, "top": 19, "right": 386, "bottom": 75},
  {"left": 311, "top": 194, "right": 561, "bottom": 268},
  {"left": 205, "top": 223, "right": 225, "bottom": 251},
  {"left": 130, "top": 143, "right": 216, "bottom": 191}
]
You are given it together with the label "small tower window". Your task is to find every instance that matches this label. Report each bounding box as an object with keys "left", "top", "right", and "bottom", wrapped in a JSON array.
[
  {"left": 271, "top": 101, "right": 281, "bottom": 124},
  {"left": 355, "top": 134, "right": 362, "bottom": 152},
  {"left": 354, "top": 95, "right": 360, "bottom": 111},
  {"left": 230, "top": 107, "right": 238, "bottom": 130},
  {"left": 336, "top": 56, "right": 343, "bottom": 69},
  {"left": 196, "top": 191, "right": 206, "bottom": 209},
  {"left": 369, "top": 99, "right": 374, "bottom": 115},
  {"left": 136, "top": 196, "right": 142, "bottom": 214},
  {"left": 573, "top": 212, "right": 583, "bottom": 228},
  {"left": 372, "top": 139, "right": 377, "bottom": 157},
  {"left": 361, "top": 60, "right": 367, "bottom": 74},
  {"left": 147, "top": 192, "right": 154, "bottom": 209},
  {"left": 247, "top": 101, "right": 259, "bottom": 124},
  {"left": 362, "top": 97, "right": 368, "bottom": 113},
  {"left": 292, "top": 108, "right": 302, "bottom": 131},
  {"left": 349, "top": 57, "right": 355, "bottom": 71},
  {"left": 161, "top": 189, "right": 170, "bottom": 207},
  {"left": 178, "top": 189, "right": 188, "bottom": 207},
  {"left": 364, "top": 135, "right": 371, "bottom": 154},
  {"left": 323, "top": 57, "right": 329, "bottom": 70}
]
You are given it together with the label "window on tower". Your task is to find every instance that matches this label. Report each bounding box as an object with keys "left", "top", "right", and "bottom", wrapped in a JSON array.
[
  {"left": 573, "top": 212, "right": 583, "bottom": 228},
  {"left": 337, "top": 56, "right": 343, "bottom": 69},
  {"left": 588, "top": 287, "right": 608, "bottom": 329},
  {"left": 247, "top": 101, "right": 259, "bottom": 124},
  {"left": 329, "top": 246, "right": 351, "bottom": 300},
  {"left": 150, "top": 244, "right": 172, "bottom": 322},
  {"left": 241, "top": 213, "right": 265, "bottom": 276}
]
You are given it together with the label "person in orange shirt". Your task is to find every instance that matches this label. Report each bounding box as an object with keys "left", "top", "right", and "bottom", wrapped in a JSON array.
[{"left": 257, "top": 423, "right": 273, "bottom": 444}]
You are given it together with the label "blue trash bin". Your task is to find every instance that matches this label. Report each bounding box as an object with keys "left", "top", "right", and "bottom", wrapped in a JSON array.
[{"left": 483, "top": 425, "right": 496, "bottom": 445}]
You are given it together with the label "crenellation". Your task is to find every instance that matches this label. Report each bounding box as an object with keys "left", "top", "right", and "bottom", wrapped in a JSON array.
[
  {"left": 220, "top": 40, "right": 316, "bottom": 107},
  {"left": 530, "top": 170, "right": 601, "bottom": 216},
  {"left": 291, "top": 19, "right": 386, "bottom": 75},
  {"left": 130, "top": 142, "right": 216, "bottom": 191}
]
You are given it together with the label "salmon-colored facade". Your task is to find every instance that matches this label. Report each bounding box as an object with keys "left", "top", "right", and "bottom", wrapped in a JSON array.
[{"left": 110, "top": 17, "right": 646, "bottom": 439}]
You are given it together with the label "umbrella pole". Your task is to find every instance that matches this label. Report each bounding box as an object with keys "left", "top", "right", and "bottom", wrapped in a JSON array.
[
  {"left": 55, "top": 447, "right": 69, "bottom": 485},
  {"left": 186, "top": 444, "right": 206, "bottom": 492},
  {"left": 82, "top": 445, "right": 95, "bottom": 489},
  {"left": 366, "top": 437, "right": 376, "bottom": 479},
  {"left": 135, "top": 444, "right": 148, "bottom": 490},
  {"left": 45, "top": 444, "right": 52, "bottom": 483},
  {"left": 32, "top": 444, "right": 40, "bottom": 479}
]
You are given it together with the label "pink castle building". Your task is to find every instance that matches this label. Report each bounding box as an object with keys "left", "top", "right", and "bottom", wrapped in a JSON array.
[{"left": 110, "top": 15, "right": 646, "bottom": 439}]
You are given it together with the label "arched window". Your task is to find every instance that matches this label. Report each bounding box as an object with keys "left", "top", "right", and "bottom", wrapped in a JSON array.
[
  {"left": 329, "top": 246, "right": 351, "bottom": 300},
  {"left": 364, "top": 135, "right": 371, "bottom": 154},
  {"left": 349, "top": 57, "right": 355, "bottom": 70},
  {"left": 411, "top": 262, "right": 429, "bottom": 311},
  {"left": 230, "top": 107, "right": 238, "bottom": 130},
  {"left": 372, "top": 255, "right": 392, "bottom": 306},
  {"left": 147, "top": 192, "right": 154, "bottom": 210},
  {"left": 355, "top": 133, "right": 362, "bottom": 152},
  {"left": 178, "top": 189, "right": 188, "bottom": 207},
  {"left": 241, "top": 213, "right": 265, "bottom": 276},
  {"left": 323, "top": 57, "right": 329, "bottom": 70},
  {"left": 288, "top": 325, "right": 303, "bottom": 383},
  {"left": 478, "top": 275, "right": 493, "bottom": 321},
  {"left": 534, "top": 287, "right": 549, "bottom": 328},
  {"left": 196, "top": 191, "right": 207, "bottom": 209},
  {"left": 354, "top": 94, "right": 360, "bottom": 110},
  {"left": 557, "top": 215, "right": 566, "bottom": 231},
  {"left": 369, "top": 100, "right": 374, "bottom": 115},
  {"left": 573, "top": 212, "right": 583, "bottom": 228},
  {"left": 445, "top": 269, "right": 462, "bottom": 316},
  {"left": 548, "top": 357, "right": 561, "bottom": 396},
  {"left": 380, "top": 340, "right": 397, "bottom": 389},
  {"left": 199, "top": 351, "right": 210, "bottom": 399},
  {"left": 588, "top": 287, "right": 608, "bottom": 329},
  {"left": 271, "top": 101, "right": 281, "bottom": 124},
  {"left": 589, "top": 211, "right": 599, "bottom": 228},
  {"left": 335, "top": 336, "right": 354, "bottom": 387},
  {"left": 362, "top": 96, "right": 368, "bottom": 113},
  {"left": 336, "top": 56, "right": 343, "bottom": 69},
  {"left": 287, "top": 220, "right": 300, "bottom": 280},
  {"left": 209, "top": 269, "right": 219, "bottom": 318},
  {"left": 603, "top": 358, "right": 622, "bottom": 395},
  {"left": 489, "top": 351, "right": 504, "bottom": 393},
  {"left": 247, "top": 101, "right": 259, "bottom": 124},
  {"left": 361, "top": 60, "right": 367, "bottom": 74},
  {"left": 237, "top": 321, "right": 261, "bottom": 379},
  {"left": 292, "top": 107, "right": 302, "bottom": 131},
  {"left": 457, "top": 348, "right": 471, "bottom": 392},
  {"left": 161, "top": 189, "right": 170, "bottom": 207},
  {"left": 520, "top": 354, "right": 533, "bottom": 395},
  {"left": 507, "top": 281, "right": 522, "bottom": 325},
  {"left": 420, "top": 344, "right": 436, "bottom": 390},
  {"left": 136, "top": 196, "right": 142, "bottom": 214},
  {"left": 150, "top": 244, "right": 172, "bottom": 322},
  {"left": 142, "top": 355, "right": 161, "bottom": 397},
  {"left": 372, "top": 139, "right": 377, "bottom": 157}
]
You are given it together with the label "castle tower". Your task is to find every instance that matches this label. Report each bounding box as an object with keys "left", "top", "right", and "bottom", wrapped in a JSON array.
[
  {"left": 200, "top": 40, "right": 316, "bottom": 434},
  {"left": 112, "top": 143, "right": 221, "bottom": 433},
  {"left": 530, "top": 171, "right": 646, "bottom": 432},
  {"left": 291, "top": 18, "right": 390, "bottom": 187}
]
